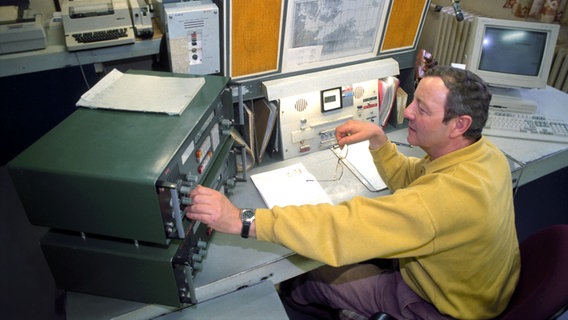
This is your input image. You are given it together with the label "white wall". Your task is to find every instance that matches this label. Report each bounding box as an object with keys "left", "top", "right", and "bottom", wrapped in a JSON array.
[{"left": 28, "top": 0, "right": 57, "bottom": 18}]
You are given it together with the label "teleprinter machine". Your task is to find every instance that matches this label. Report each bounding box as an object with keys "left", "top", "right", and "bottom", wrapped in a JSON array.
[
  {"left": 8, "top": 71, "right": 238, "bottom": 306},
  {"left": 61, "top": 0, "right": 135, "bottom": 51},
  {"left": 0, "top": 13, "right": 47, "bottom": 54}
]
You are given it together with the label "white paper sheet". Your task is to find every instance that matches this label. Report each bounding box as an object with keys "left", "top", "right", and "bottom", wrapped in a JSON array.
[
  {"left": 250, "top": 163, "right": 332, "bottom": 208},
  {"left": 332, "top": 141, "right": 387, "bottom": 192},
  {"left": 77, "top": 69, "right": 205, "bottom": 115}
]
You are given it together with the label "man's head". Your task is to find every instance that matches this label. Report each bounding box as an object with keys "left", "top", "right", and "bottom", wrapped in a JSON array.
[
  {"left": 426, "top": 66, "right": 492, "bottom": 140},
  {"left": 404, "top": 66, "right": 491, "bottom": 159}
]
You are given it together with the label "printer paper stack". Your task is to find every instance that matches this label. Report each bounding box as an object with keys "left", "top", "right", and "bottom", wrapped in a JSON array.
[{"left": 77, "top": 69, "right": 205, "bottom": 115}]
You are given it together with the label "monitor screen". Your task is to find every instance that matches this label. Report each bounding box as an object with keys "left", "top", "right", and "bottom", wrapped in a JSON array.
[
  {"left": 479, "top": 27, "right": 547, "bottom": 77},
  {"left": 465, "top": 17, "right": 559, "bottom": 90}
]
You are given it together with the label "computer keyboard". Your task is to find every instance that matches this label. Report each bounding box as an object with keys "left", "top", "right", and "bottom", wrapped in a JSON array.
[
  {"left": 72, "top": 28, "right": 130, "bottom": 43},
  {"left": 65, "top": 27, "right": 135, "bottom": 51},
  {"left": 484, "top": 109, "right": 568, "bottom": 144}
]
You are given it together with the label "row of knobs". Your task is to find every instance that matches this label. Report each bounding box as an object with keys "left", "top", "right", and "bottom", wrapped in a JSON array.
[
  {"left": 178, "top": 175, "right": 199, "bottom": 206},
  {"left": 191, "top": 240, "right": 208, "bottom": 271}
]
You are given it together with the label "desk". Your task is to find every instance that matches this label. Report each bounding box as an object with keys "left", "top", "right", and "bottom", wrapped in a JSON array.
[
  {"left": 0, "top": 20, "right": 162, "bottom": 77},
  {"left": 484, "top": 86, "right": 568, "bottom": 187},
  {"left": 63, "top": 86, "right": 568, "bottom": 319}
]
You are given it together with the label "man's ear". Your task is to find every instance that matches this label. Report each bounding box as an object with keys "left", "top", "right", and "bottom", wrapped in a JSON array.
[{"left": 451, "top": 115, "right": 472, "bottom": 138}]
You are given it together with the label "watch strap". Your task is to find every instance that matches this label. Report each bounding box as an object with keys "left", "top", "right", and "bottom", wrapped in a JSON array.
[
  {"left": 240, "top": 208, "right": 255, "bottom": 238},
  {"left": 241, "top": 220, "right": 252, "bottom": 238}
]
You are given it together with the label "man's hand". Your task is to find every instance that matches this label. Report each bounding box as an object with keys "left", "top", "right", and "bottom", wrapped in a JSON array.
[
  {"left": 185, "top": 185, "right": 243, "bottom": 235},
  {"left": 335, "top": 120, "right": 388, "bottom": 150}
]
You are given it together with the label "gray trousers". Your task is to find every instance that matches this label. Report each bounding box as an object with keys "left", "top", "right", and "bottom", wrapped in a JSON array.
[{"left": 283, "top": 263, "right": 453, "bottom": 320}]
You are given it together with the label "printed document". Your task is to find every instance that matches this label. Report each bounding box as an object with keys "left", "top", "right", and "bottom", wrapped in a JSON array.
[{"left": 251, "top": 163, "right": 332, "bottom": 208}]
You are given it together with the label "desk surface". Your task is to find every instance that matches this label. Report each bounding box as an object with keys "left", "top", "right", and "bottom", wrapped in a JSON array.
[
  {"left": 485, "top": 86, "right": 568, "bottom": 186},
  {"left": 0, "top": 20, "right": 162, "bottom": 77}
]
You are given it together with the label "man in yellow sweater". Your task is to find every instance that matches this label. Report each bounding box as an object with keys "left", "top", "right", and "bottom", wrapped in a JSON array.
[{"left": 185, "top": 66, "right": 520, "bottom": 319}]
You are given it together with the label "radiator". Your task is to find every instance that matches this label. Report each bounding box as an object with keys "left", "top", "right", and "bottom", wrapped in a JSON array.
[
  {"left": 420, "top": 7, "right": 479, "bottom": 66},
  {"left": 549, "top": 46, "right": 568, "bottom": 93}
]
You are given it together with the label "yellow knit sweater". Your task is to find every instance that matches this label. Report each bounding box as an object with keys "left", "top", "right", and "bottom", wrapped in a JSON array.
[{"left": 256, "top": 137, "right": 520, "bottom": 319}]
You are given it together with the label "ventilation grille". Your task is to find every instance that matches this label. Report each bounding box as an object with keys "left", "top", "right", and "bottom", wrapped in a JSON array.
[
  {"left": 549, "top": 46, "right": 568, "bottom": 93},
  {"left": 295, "top": 98, "right": 308, "bottom": 112},
  {"left": 184, "top": 20, "right": 205, "bottom": 29},
  {"left": 354, "top": 86, "right": 365, "bottom": 99}
]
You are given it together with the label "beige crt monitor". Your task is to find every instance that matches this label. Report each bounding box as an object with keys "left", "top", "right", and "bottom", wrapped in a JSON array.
[{"left": 464, "top": 17, "right": 559, "bottom": 112}]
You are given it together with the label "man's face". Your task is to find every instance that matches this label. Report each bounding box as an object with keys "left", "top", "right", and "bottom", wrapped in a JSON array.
[{"left": 403, "top": 76, "right": 455, "bottom": 158}]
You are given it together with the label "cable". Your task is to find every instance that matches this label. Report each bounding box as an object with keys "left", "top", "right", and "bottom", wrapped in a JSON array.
[{"left": 73, "top": 52, "right": 91, "bottom": 90}]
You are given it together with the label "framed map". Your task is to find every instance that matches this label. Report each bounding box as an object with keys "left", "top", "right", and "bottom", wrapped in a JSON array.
[{"left": 282, "top": 0, "right": 390, "bottom": 72}]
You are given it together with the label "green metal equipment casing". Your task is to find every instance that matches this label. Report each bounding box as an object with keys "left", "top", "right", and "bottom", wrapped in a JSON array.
[
  {"left": 8, "top": 71, "right": 237, "bottom": 306},
  {"left": 8, "top": 71, "right": 233, "bottom": 244}
]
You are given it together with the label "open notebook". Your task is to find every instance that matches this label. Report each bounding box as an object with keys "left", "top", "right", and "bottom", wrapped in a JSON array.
[{"left": 250, "top": 163, "right": 332, "bottom": 208}]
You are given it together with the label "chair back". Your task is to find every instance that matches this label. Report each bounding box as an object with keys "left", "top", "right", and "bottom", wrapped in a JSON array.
[{"left": 499, "top": 224, "right": 568, "bottom": 319}]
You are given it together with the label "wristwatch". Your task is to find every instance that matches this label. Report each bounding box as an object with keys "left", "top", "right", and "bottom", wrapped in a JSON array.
[{"left": 239, "top": 208, "right": 256, "bottom": 238}]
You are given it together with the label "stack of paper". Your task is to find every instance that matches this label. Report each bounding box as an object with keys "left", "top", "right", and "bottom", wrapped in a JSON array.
[
  {"left": 77, "top": 69, "right": 205, "bottom": 115},
  {"left": 250, "top": 163, "right": 332, "bottom": 208}
]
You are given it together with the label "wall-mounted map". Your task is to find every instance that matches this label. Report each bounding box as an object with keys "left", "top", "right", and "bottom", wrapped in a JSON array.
[{"left": 282, "top": 0, "right": 390, "bottom": 72}]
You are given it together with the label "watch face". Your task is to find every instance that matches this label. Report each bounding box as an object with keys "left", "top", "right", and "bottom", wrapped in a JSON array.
[{"left": 241, "top": 209, "right": 255, "bottom": 220}]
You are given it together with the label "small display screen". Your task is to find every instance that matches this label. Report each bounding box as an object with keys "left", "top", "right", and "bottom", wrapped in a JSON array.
[{"left": 321, "top": 87, "right": 342, "bottom": 113}]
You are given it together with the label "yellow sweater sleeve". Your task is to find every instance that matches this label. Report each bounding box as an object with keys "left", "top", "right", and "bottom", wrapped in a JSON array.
[{"left": 256, "top": 192, "right": 437, "bottom": 266}]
